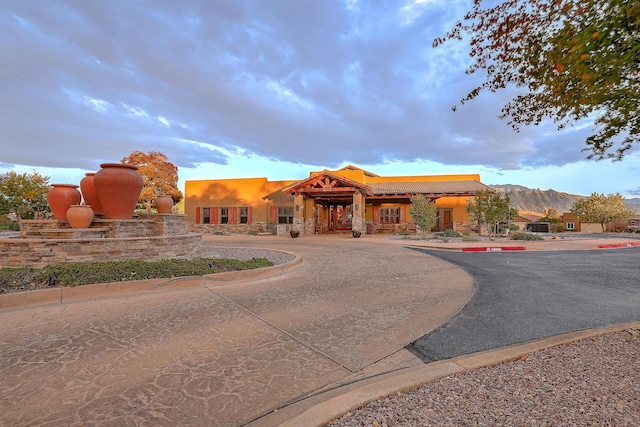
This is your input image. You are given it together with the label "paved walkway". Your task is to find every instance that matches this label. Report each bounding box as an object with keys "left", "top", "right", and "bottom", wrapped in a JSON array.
[
  {"left": 1, "top": 233, "right": 474, "bottom": 426},
  {"left": 1, "top": 233, "right": 638, "bottom": 426}
]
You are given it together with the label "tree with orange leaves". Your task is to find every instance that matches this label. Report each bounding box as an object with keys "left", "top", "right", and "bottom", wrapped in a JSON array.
[
  {"left": 121, "top": 151, "right": 183, "bottom": 212},
  {"left": 434, "top": 0, "right": 639, "bottom": 160}
]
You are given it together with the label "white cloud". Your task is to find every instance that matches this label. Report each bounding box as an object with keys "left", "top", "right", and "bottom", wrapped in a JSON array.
[{"left": 0, "top": 0, "right": 637, "bottom": 198}]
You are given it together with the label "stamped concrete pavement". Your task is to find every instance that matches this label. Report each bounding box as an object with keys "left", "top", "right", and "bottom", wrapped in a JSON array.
[{"left": 0, "top": 234, "right": 473, "bottom": 427}]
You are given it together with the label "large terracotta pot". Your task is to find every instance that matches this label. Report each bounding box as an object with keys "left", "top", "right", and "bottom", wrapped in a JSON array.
[
  {"left": 155, "top": 195, "right": 174, "bottom": 213},
  {"left": 94, "top": 163, "right": 144, "bottom": 219},
  {"left": 80, "top": 173, "right": 104, "bottom": 215},
  {"left": 66, "top": 205, "right": 94, "bottom": 228},
  {"left": 47, "top": 184, "right": 81, "bottom": 219}
]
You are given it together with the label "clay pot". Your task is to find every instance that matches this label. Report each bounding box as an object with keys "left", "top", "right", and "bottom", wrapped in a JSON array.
[
  {"left": 290, "top": 230, "right": 300, "bottom": 238},
  {"left": 155, "top": 195, "right": 174, "bottom": 214},
  {"left": 66, "top": 205, "right": 94, "bottom": 228},
  {"left": 80, "top": 173, "right": 104, "bottom": 215},
  {"left": 47, "top": 184, "right": 81, "bottom": 219},
  {"left": 94, "top": 163, "right": 144, "bottom": 219}
]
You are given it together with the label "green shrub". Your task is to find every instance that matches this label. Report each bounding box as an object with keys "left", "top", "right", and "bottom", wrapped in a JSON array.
[
  {"left": 436, "top": 229, "right": 462, "bottom": 238},
  {"left": 512, "top": 232, "right": 544, "bottom": 241},
  {"left": 0, "top": 257, "right": 273, "bottom": 290}
]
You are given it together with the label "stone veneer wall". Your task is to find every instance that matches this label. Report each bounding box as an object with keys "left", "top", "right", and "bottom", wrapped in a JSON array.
[
  {"left": 190, "top": 222, "right": 273, "bottom": 235},
  {"left": 0, "top": 234, "right": 202, "bottom": 268},
  {"left": 1, "top": 214, "right": 202, "bottom": 268}
]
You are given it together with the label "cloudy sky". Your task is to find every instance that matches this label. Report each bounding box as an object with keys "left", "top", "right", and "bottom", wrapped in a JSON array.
[{"left": 1, "top": 0, "right": 638, "bottom": 197}]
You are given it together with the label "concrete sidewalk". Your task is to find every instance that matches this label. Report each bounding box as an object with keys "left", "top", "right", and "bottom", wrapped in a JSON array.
[{"left": 1, "top": 233, "right": 637, "bottom": 426}]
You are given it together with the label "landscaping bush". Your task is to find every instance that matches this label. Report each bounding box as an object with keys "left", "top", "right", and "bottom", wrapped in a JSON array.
[
  {"left": 436, "top": 229, "right": 462, "bottom": 238},
  {"left": 0, "top": 257, "right": 273, "bottom": 291},
  {"left": 461, "top": 230, "right": 481, "bottom": 242},
  {"left": 511, "top": 232, "right": 544, "bottom": 241}
]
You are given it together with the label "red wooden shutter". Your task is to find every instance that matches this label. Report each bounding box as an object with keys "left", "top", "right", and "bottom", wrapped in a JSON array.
[
  {"left": 211, "top": 206, "right": 219, "bottom": 224},
  {"left": 229, "top": 207, "right": 238, "bottom": 224},
  {"left": 195, "top": 207, "right": 201, "bottom": 224},
  {"left": 373, "top": 206, "right": 380, "bottom": 224},
  {"left": 247, "top": 207, "right": 252, "bottom": 224},
  {"left": 400, "top": 206, "right": 407, "bottom": 223},
  {"left": 270, "top": 206, "right": 278, "bottom": 223}
]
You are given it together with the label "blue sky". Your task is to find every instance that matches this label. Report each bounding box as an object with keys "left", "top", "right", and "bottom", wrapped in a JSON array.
[{"left": 1, "top": 0, "right": 638, "bottom": 198}]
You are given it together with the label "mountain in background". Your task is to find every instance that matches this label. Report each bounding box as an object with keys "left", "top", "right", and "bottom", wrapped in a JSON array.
[{"left": 489, "top": 184, "right": 640, "bottom": 216}]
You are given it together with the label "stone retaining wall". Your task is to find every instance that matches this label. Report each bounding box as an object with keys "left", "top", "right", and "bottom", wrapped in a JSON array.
[
  {"left": 0, "top": 234, "right": 203, "bottom": 268},
  {"left": 190, "top": 222, "right": 273, "bottom": 235},
  {"left": 21, "top": 214, "right": 189, "bottom": 239},
  {"left": 1, "top": 214, "right": 202, "bottom": 268}
]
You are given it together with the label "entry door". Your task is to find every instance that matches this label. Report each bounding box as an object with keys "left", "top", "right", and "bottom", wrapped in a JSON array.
[
  {"left": 329, "top": 204, "right": 353, "bottom": 230},
  {"left": 434, "top": 208, "right": 453, "bottom": 231}
]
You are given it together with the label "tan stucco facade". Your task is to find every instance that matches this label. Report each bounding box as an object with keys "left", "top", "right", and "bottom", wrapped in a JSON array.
[{"left": 184, "top": 166, "right": 493, "bottom": 235}]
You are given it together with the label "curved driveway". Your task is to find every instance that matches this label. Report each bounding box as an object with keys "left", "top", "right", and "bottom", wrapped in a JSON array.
[
  {"left": 0, "top": 234, "right": 472, "bottom": 427},
  {"left": 410, "top": 247, "right": 640, "bottom": 361}
]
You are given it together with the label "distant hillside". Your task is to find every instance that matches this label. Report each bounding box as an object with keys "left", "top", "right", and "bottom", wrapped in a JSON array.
[
  {"left": 489, "top": 185, "right": 640, "bottom": 215},
  {"left": 489, "top": 184, "right": 583, "bottom": 215}
]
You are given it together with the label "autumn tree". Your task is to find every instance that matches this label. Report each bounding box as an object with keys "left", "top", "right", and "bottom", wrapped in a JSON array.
[
  {"left": 121, "top": 151, "right": 183, "bottom": 212},
  {"left": 0, "top": 171, "right": 50, "bottom": 223},
  {"left": 540, "top": 208, "right": 562, "bottom": 224},
  {"left": 434, "top": 0, "right": 640, "bottom": 160},
  {"left": 466, "top": 191, "right": 516, "bottom": 236},
  {"left": 408, "top": 195, "right": 437, "bottom": 238},
  {"left": 540, "top": 207, "right": 564, "bottom": 232},
  {"left": 570, "top": 192, "right": 635, "bottom": 232}
]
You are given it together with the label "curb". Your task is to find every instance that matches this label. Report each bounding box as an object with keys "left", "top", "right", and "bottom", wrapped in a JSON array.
[
  {"left": 0, "top": 250, "right": 302, "bottom": 310},
  {"left": 278, "top": 321, "right": 640, "bottom": 427},
  {"left": 461, "top": 246, "right": 526, "bottom": 252},
  {"left": 597, "top": 242, "right": 640, "bottom": 249}
]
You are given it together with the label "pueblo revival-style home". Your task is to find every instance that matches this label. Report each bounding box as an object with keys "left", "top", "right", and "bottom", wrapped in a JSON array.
[{"left": 184, "top": 166, "right": 494, "bottom": 235}]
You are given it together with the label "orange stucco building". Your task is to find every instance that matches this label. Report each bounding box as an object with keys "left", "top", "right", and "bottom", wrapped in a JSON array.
[{"left": 184, "top": 166, "right": 493, "bottom": 235}]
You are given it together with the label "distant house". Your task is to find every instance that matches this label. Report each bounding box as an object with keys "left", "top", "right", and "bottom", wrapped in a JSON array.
[
  {"left": 512, "top": 213, "right": 542, "bottom": 231},
  {"left": 627, "top": 215, "right": 640, "bottom": 233},
  {"left": 561, "top": 212, "right": 606, "bottom": 233}
]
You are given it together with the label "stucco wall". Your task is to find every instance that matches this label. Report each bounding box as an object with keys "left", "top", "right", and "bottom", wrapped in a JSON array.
[{"left": 185, "top": 178, "right": 295, "bottom": 224}]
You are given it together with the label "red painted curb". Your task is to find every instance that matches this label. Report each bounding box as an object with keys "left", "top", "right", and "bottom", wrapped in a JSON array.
[
  {"left": 597, "top": 242, "right": 640, "bottom": 249},
  {"left": 462, "top": 246, "right": 526, "bottom": 252}
]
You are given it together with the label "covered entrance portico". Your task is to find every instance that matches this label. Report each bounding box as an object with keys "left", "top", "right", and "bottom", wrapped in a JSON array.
[{"left": 282, "top": 171, "right": 371, "bottom": 235}]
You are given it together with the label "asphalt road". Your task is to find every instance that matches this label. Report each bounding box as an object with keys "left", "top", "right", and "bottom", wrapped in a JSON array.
[{"left": 409, "top": 247, "right": 640, "bottom": 361}]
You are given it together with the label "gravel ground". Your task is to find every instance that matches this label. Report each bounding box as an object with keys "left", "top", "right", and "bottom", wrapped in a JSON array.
[
  {"left": 327, "top": 331, "right": 640, "bottom": 426},
  {"left": 202, "top": 246, "right": 296, "bottom": 264}
]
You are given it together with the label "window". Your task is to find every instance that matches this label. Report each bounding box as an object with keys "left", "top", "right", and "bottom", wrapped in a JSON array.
[
  {"left": 202, "top": 207, "right": 211, "bottom": 224},
  {"left": 220, "top": 207, "right": 229, "bottom": 224},
  {"left": 239, "top": 207, "right": 249, "bottom": 224},
  {"left": 380, "top": 208, "right": 400, "bottom": 224},
  {"left": 566, "top": 222, "right": 575, "bottom": 231},
  {"left": 278, "top": 206, "right": 294, "bottom": 224}
]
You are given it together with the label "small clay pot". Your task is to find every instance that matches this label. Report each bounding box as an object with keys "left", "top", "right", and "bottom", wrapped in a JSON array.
[
  {"left": 66, "top": 205, "right": 94, "bottom": 228},
  {"left": 155, "top": 195, "right": 174, "bottom": 214}
]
